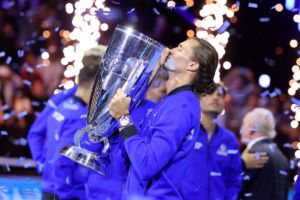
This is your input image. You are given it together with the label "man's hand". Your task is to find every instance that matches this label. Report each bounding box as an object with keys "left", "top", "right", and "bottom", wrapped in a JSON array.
[
  {"left": 149, "top": 48, "right": 171, "bottom": 83},
  {"left": 109, "top": 89, "right": 131, "bottom": 119},
  {"left": 242, "top": 148, "right": 269, "bottom": 169}
]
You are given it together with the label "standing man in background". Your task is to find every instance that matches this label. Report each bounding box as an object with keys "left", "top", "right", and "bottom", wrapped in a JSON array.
[
  {"left": 181, "top": 83, "right": 242, "bottom": 200},
  {"left": 27, "top": 46, "right": 105, "bottom": 200},
  {"left": 239, "top": 108, "right": 289, "bottom": 200}
]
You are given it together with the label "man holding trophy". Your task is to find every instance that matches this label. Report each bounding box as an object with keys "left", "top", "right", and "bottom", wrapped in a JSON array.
[
  {"left": 59, "top": 26, "right": 218, "bottom": 199},
  {"left": 108, "top": 37, "right": 218, "bottom": 199}
]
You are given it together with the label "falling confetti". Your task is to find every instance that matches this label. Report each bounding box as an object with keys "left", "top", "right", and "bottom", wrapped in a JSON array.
[
  {"left": 5, "top": 164, "right": 10, "bottom": 172},
  {"left": 22, "top": 80, "right": 32, "bottom": 87},
  {"left": 279, "top": 170, "right": 288, "bottom": 176},
  {"left": 259, "top": 17, "right": 270, "bottom": 23},
  {"left": 153, "top": 7, "right": 160, "bottom": 15},
  {"left": 111, "top": 0, "right": 121, "bottom": 4},
  {"left": 248, "top": 3, "right": 258, "bottom": 8},
  {"left": 127, "top": 8, "right": 135, "bottom": 14},
  {"left": 260, "top": 90, "right": 270, "bottom": 97},
  {"left": 0, "top": 130, "right": 8, "bottom": 136},
  {"left": 17, "top": 111, "right": 28, "bottom": 119},
  {"left": 5, "top": 56, "right": 12, "bottom": 65},
  {"left": 17, "top": 49, "right": 24, "bottom": 58},
  {"left": 269, "top": 91, "right": 278, "bottom": 98}
]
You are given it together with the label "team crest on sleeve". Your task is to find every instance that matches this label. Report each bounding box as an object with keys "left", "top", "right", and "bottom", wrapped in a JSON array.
[{"left": 216, "top": 144, "right": 228, "bottom": 156}]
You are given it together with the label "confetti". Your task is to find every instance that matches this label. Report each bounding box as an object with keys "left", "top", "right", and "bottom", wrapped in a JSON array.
[
  {"left": 283, "top": 143, "right": 292, "bottom": 148},
  {"left": 0, "top": 130, "right": 8, "bottom": 136},
  {"left": 111, "top": 0, "right": 121, "bottom": 4},
  {"left": 244, "top": 193, "right": 253, "bottom": 197},
  {"left": 25, "top": 40, "right": 36, "bottom": 45},
  {"left": 153, "top": 7, "right": 160, "bottom": 15},
  {"left": 260, "top": 90, "right": 270, "bottom": 97},
  {"left": 269, "top": 91, "right": 278, "bottom": 98},
  {"left": 255, "top": 152, "right": 260, "bottom": 160},
  {"left": 218, "top": 20, "right": 230, "bottom": 34},
  {"left": 127, "top": 8, "right": 135, "bottom": 14},
  {"left": 22, "top": 80, "right": 32, "bottom": 87},
  {"left": 2, "top": 104, "right": 9, "bottom": 111},
  {"left": 54, "top": 27, "right": 60, "bottom": 32},
  {"left": 259, "top": 17, "right": 270, "bottom": 23},
  {"left": 5, "top": 56, "right": 12, "bottom": 65},
  {"left": 3, "top": 113, "right": 13, "bottom": 121},
  {"left": 5, "top": 164, "right": 10, "bottom": 172},
  {"left": 291, "top": 97, "right": 300, "bottom": 106},
  {"left": 25, "top": 66, "right": 34, "bottom": 74},
  {"left": 18, "top": 111, "right": 28, "bottom": 119},
  {"left": 31, "top": 101, "right": 40, "bottom": 107},
  {"left": 279, "top": 170, "right": 288, "bottom": 176},
  {"left": 0, "top": 51, "right": 6, "bottom": 57},
  {"left": 36, "top": 63, "right": 46, "bottom": 68},
  {"left": 17, "top": 49, "right": 24, "bottom": 58},
  {"left": 37, "top": 36, "right": 46, "bottom": 41},
  {"left": 274, "top": 88, "right": 282, "bottom": 95},
  {"left": 248, "top": 3, "right": 258, "bottom": 8}
]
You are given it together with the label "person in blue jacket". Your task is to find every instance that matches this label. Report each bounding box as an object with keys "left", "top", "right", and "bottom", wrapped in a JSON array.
[
  {"left": 108, "top": 37, "right": 218, "bottom": 199},
  {"left": 181, "top": 83, "right": 242, "bottom": 200},
  {"left": 294, "top": 170, "right": 300, "bottom": 200},
  {"left": 85, "top": 67, "right": 168, "bottom": 200},
  {"left": 27, "top": 86, "right": 77, "bottom": 173},
  {"left": 27, "top": 46, "right": 104, "bottom": 200}
]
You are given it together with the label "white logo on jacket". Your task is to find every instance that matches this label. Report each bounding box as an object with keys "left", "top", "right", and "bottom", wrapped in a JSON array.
[
  {"left": 194, "top": 142, "right": 202, "bottom": 149},
  {"left": 52, "top": 111, "right": 65, "bottom": 122},
  {"left": 216, "top": 144, "right": 227, "bottom": 156}
]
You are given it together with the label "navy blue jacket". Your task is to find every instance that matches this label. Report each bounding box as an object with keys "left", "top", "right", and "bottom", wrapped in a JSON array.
[{"left": 181, "top": 124, "right": 242, "bottom": 200}]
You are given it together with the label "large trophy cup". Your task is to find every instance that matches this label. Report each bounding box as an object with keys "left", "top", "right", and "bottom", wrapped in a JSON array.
[{"left": 60, "top": 25, "right": 165, "bottom": 174}]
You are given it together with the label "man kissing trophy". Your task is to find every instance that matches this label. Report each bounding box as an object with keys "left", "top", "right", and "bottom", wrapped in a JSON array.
[{"left": 60, "top": 25, "right": 165, "bottom": 174}]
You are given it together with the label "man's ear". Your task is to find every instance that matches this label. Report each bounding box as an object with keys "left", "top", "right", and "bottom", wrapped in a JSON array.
[{"left": 188, "top": 62, "right": 199, "bottom": 72}]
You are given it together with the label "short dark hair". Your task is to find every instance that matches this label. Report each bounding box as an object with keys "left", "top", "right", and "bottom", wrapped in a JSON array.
[
  {"left": 78, "top": 54, "right": 101, "bottom": 88},
  {"left": 191, "top": 38, "right": 218, "bottom": 96}
]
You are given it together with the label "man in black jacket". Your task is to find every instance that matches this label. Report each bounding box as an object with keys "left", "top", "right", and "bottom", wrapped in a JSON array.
[{"left": 239, "top": 107, "right": 289, "bottom": 200}]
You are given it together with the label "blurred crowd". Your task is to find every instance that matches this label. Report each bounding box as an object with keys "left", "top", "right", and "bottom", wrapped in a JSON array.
[{"left": 0, "top": 0, "right": 299, "bottom": 189}]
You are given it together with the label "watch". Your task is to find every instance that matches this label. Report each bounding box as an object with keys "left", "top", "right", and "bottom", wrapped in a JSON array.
[{"left": 118, "top": 114, "right": 131, "bottom": 128}]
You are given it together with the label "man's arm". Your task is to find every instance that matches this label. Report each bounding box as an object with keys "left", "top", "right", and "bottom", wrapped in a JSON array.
[{"left": 120, "top": 103, "right": 191, "bottom": 180}]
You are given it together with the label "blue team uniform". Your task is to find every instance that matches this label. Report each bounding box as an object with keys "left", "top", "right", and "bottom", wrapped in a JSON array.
[
  {"left": 85, "top": 99, "right": 158, "bottom": 200},
  {"left": 120, "top": 85, "right": 200, "bottom": 199},
  {"left": 181, "top": 124, "right": 242, "bottom": 200},
  {"left": 27, "top": 87, "right": 76, "bottom": 189}
]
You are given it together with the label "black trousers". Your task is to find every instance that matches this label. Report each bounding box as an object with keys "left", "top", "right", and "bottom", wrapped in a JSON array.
[
  {"left": 42, "top": 191, "right": 59, "bottom": 200},
  {"left": 42, "top": 191, "right": 79, "bottom": 200}
]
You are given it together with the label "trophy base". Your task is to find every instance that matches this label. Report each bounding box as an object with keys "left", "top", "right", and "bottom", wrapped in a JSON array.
[{"left": 59, "top": 145, "right": 108, "bottom": 175}]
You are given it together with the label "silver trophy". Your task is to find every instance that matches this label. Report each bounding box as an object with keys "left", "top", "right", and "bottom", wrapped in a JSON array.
[{"left": 60, "top": 25, "right": 165, "bottom": 174}]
